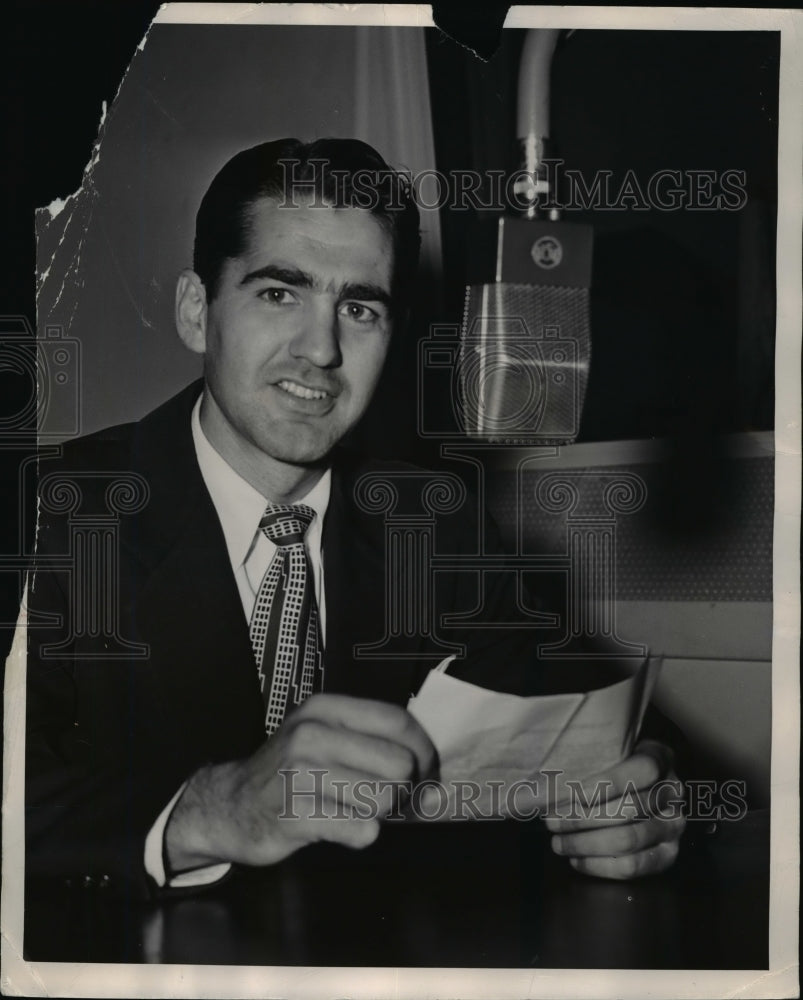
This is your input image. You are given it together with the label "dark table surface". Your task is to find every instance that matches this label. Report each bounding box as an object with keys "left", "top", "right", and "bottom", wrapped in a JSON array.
[{"left": 24, "top": 810, "right": 769, "bottom": 969}]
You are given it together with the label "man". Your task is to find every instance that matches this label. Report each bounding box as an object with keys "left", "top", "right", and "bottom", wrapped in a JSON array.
[{"left": 26, "top": 138, "right": 684, "bottom": 900}]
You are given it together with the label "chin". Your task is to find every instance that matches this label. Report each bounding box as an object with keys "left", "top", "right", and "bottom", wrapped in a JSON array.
[{"left": 257, "top": 428, "right": 338, "bottom": 467}]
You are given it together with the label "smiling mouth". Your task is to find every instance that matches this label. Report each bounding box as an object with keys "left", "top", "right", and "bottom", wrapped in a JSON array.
[{"left": 276, "top": 379, "right": 333, "bottom": 401}]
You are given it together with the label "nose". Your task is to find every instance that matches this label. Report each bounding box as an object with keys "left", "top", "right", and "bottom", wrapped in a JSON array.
[{"left": 288, "top": 300, "right": 342, "bottom": 369}]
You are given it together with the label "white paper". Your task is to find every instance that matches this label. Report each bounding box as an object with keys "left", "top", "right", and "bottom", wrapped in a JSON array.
[{"left": 408, "top": 657, "right": 662, "bottom": 812}]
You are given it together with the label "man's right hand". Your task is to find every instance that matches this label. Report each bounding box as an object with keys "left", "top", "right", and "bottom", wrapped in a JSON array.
[{"left": 164, "top": 694, "right": 437, "bottom": 874}]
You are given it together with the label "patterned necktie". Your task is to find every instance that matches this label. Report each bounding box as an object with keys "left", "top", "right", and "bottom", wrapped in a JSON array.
[{"left": 249, "top": 503, "right": 324, "bottom": 735}]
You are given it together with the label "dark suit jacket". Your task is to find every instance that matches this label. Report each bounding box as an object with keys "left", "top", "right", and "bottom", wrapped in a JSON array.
[{"left": 26, "top": 380, "right": 543, "bottom": 898}]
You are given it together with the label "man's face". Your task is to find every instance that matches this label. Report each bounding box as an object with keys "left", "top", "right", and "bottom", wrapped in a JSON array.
[{"left": 196, "top": 196, "right": 395, "bottom": 478}]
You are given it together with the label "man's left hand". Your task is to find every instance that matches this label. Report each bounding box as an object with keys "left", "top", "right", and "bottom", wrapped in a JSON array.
[{"left": 544, "top": 740, "right": 686, "bottom": 880}]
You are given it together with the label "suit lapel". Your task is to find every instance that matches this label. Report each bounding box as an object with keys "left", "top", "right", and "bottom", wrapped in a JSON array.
[
  {"left": 322, "top": 454, "right": 385, "bottom": 688},
  {"left": 121, "top": 382, "right": 265, "bottom": 765},
  {"left": 322, "top": 454, "right": 431, "bottom": 705}
]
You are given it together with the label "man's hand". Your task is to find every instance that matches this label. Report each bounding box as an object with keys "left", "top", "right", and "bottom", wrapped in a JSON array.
[
  {"left": 544, "top": 740, "right": 686, "bottom": 880},
  {"left": 164, "top": 694, "right": 436, "bottom": 874}
]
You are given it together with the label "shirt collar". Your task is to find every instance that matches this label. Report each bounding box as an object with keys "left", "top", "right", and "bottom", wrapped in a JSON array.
[{"left": 191, "top": 394, "right": 331, "bottom": 569}]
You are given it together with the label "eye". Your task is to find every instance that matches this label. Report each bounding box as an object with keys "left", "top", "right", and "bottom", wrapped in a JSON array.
[
  {"left": 258, "top": 286, "right": 297, "bottom": 306},
  {"left": 339, "top": 302, "right": 381, "bottom": 324}
]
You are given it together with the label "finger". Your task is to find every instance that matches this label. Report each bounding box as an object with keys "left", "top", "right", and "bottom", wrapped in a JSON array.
[
  {"left": 276, "top": 761, "right": 411, "bottom": 819},
  {"left": 286, "top": 718, "right": 421, "bottom": 783},
  {"left": 598, "top": 742, "right": 671, "bottom": 792},
  {"left": 567, "top": 838, "right": 680, "bottom": 880},
  {"left": 289, "top": 694, "right": 436, "bottom": 780},
  {"left": 289, "top": 812, "right": 382, "bottom": 852},
  {"left": 551, "top": 813, "right": 686, "bottom": 858},
  {"left": 547, "top": 740, "right": 675, "bottom": 815},
  {"left": 545, "top": 776, "right": 686, "bottom": 833},
  {"left": 633, "top": 739, "right": 676, "bottom": 778}
]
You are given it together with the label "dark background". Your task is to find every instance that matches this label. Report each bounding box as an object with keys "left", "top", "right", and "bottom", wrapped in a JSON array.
[
  {"left": 426, "top": 27, "right": 778, "bottom": 443},
  {"left": 1, "top": 1, "right": 162, "bottom": 657}
]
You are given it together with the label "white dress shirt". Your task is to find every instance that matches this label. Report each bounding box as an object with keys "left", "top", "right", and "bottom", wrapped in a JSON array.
[{"left": 144, "top": 395, "right": 332, "bottom": 888}]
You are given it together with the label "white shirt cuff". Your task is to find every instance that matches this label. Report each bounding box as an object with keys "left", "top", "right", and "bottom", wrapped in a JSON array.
[{"left": 144, "top": 782, "right": 232, "bottom": 888}]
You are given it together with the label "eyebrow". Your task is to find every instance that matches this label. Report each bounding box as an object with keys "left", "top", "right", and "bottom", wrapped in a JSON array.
[
  {"left": 239, "top": 264, "right": 313, "bottom": 289},
  {"left": 239, "top": 264, "right": 393, "bottom": 310}
]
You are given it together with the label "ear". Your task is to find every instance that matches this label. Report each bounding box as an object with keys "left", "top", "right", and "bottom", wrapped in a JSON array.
[{"left": 175, "top": 270, "right": 208, "bottom": 355}]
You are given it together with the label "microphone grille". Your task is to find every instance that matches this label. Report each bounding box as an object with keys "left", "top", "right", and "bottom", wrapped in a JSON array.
[{"left": 458, "top": 282, "right": 591, "bottom": 444}]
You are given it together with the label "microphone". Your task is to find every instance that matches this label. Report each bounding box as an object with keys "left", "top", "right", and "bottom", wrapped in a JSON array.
[{"left": 457, "top": 29, "right": 593, "bottom": 445}]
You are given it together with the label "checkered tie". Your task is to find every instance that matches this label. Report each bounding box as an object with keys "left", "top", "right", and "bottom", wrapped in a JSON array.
[{"left": 249, "top": 503, "right": 324, "bottom": 735}]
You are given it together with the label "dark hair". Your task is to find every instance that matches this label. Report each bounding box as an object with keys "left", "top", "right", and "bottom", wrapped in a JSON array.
[{"left": 193, "top": 137, "right": 421, "bottom": 309}]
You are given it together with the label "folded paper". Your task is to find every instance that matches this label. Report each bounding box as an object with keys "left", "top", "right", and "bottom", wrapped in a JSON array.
[{"left": 408, "top": 657, "right": 662, "bottom": 815}]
